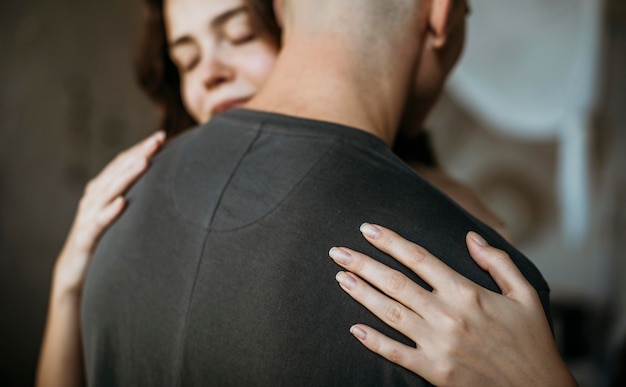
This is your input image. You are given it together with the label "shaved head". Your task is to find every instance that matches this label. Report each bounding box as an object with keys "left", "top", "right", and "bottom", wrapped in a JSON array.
[
  {"left": 248, "top": 0, "right": 435, "bottom": 141},
  {"left": 279, "top": 0, "right": 428, "bottom": 43},
  {"left": 277, "top": 0, "right": 430, "bottom": 84}
]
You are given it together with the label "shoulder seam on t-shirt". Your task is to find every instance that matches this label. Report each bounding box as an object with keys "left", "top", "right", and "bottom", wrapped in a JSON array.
[
  {"left": 207, "top": 122, "right": 338, "bottom": 233},
  {"left": 207, "top": 126, "right": 263, "bottom": 228}
]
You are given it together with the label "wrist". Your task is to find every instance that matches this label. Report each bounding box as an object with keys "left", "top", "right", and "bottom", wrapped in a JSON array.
[
  {"left": 527, "top": 347, "right": 577, "bottom": 387},
  {"left": 51, "top": 267, "right": 83, "bottom": 300},
  {"left": 51, "top": 247, "right": 88, "bottom": 299}
]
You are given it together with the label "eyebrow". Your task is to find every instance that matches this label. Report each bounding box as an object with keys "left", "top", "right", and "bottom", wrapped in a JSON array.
[{"left": 169, "top": 5, "right": 248, "bottom": 50}]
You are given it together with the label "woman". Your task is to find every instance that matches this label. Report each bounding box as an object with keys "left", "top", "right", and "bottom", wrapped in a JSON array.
[{"left": 36, "top": 0, "right": 572, "bottom": 385}]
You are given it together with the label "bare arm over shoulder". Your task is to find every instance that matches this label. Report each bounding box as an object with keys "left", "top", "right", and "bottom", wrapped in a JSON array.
[{"left": 36, "top": 131, "right": 164, "bottom": 387}]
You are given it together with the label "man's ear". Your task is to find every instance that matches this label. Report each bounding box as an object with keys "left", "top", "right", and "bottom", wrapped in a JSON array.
[
  {"left": 429, "top": 0, "right": 453, "bottom": 48},
  {"left": 273, "top": 0, "right": 285, "bottom": 28}
]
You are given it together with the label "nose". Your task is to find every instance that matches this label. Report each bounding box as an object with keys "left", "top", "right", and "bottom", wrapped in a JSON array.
[{"left": 201, "top": 54, "right": 234, "bottom": 90}]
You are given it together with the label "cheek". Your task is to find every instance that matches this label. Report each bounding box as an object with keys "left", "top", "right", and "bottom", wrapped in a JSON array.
[
  {"left": 241, "top": 46, "right": 278, "bottom": 90},
  {"left": 180, "top": 76, "right": 206, "bottom": 123}
]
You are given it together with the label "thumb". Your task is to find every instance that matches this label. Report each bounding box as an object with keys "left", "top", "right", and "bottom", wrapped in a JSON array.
[{"left": 466, "top": 231, "right": 532, "bottom": 299}]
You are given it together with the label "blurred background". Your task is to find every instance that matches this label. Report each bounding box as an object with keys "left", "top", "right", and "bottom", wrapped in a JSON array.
[{"left": 0, "top": 0, "right": 624, "bottom": 385}]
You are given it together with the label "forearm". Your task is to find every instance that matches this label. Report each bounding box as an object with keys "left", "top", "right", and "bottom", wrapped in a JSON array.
[
  {"left": 36, "top": 268, "right": 85, "bottom": 387},
  {"left": 36, "top": 131, "right": 164, "bottom": 387}
]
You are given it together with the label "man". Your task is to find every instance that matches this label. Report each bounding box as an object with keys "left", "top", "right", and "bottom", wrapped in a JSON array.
[{"left": 81, "top": 0, "right": 551, "bottom": 385}]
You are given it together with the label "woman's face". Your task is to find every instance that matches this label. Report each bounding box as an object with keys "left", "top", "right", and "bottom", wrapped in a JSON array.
[{"left": 164, "top": 0, "right": 279, "bottom": 124}]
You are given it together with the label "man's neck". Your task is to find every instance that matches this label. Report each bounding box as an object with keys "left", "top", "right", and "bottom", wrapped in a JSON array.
[{"left": 247, "top": 28, "right": 425, "bottom": 146}]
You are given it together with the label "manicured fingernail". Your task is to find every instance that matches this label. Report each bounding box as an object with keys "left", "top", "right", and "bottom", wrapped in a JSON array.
[
  {"left": 350, "top": 326, "right": 367, "bottom": 341},
  {"left": 329, "top": 247, "right": 352, "bottom": 265},
  {"left": 360, "top": 223, "right": 381, "bottom": 239},
  {"left": 469, "top": 231, "right": 488, "bottom": 247},
  {"left": 336, "top": 271, "right": 356, "bottom": 290}
]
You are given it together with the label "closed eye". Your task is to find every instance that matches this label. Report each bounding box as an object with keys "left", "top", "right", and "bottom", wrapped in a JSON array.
[
  {"left": 182, "top": 56, "right": 200, "bottom": 72},
  {"left": 231, "top": 33, "right": 256, "bottom": 45}
]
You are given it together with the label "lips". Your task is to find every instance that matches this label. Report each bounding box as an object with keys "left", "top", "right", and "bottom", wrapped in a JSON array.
[{"left": 211, "top": 97, "right": 251, "bottom": 116}]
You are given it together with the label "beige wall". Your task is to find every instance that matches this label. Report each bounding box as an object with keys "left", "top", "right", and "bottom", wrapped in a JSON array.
[{"left": 1, "top": 0, "right": 157, "bottom": 384}]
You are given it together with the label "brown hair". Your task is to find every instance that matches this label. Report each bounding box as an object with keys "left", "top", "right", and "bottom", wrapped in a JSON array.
[{"left": 134, "top": 0, "right": 281, "bottom": 137}]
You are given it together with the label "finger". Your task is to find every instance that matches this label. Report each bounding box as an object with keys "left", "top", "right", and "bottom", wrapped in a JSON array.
[
  {"left": 137, "top": 130, "right": 166, "bottom": 156},
  {"left": 465, "top": 232, "right": 534, "bottom": 300},
  {"left": 105, "top": 130, "right": 165, "bottom": 179},
  {"left": 94, "top": 197, "right": 126, "bottom": 237},
  {"left": 349, "top": 324, "right": 433, "bottom": 382},
  {"left": 335, "top": 271, "right": 424, "bottom": 341},
  {"left": 90, "top": 131, "right": 165, "bottom": 190},
  {"left": 329, "top": 246, "right": 433, "bottom": 314},
  {"left": 359, "top": 223, "right": 472, "bottom": 292},
  {"left": 73, "top": 197, "right": 126, "bottom": 253},
  {"left": 78, "top": 157, "right": 138, "bottom": 221},
  {"left": 96, "top": 196, "right": 126, "bottom": 225},
  {"left": 97, "top": 156, "right": 149, "bottom": 201},
  {"left": 126, "top": 130, "right": 166, "bottom": 157}
]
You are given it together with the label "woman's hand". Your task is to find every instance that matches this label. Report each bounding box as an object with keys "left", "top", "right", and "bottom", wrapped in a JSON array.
[
  {"left": 37, "top": 131, "right": 165, "bottom": 387},
  {"left": 53, "top": 130, "right": 165, "bottom": 295},
  {"left": 329, "top": 224, "right": 576, "bottom": 387}
]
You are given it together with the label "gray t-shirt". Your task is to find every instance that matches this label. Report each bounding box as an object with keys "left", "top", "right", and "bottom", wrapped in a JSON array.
[{"left": 82, "top": 108, "right": 551, "bottom": 386}]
